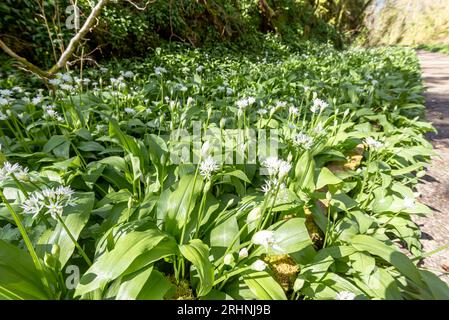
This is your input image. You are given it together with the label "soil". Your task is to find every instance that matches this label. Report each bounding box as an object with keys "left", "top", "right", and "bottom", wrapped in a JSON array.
[{"left": 413, "top": 51, "right": 449, "bottom": 282}]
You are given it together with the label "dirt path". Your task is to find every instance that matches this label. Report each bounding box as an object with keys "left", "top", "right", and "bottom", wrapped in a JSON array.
[{"left": 414, "top": 51, "right": 449, "bottom": 282}]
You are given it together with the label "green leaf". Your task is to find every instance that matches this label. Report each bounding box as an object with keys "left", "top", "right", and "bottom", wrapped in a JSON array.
[
  {"left": 75, "top": 226, "right": 176, "bottom": 296},
  {"left": 163, "top": 174, "right": 203, "bottom": 238},
  {"left": 242, "top": 271, "right": 287, "bottom": 300},
  {"left": 179, "top": 239, "right": 214, "bottom": 297},
  {"left": 0, "top": 240, "right": 51, "bottom": 299},
  {"left": 210, "top": 215, "right": 239, "bottom": 259},
  {"left": 268, "top": 218, "right": 316, "bottom": 264},
  {"left": 316, "top": 167, "right": 342, "bottom": 190},
  {"left": 351, "top": 235, "right": 424, "bottom": 286},
  {"left": 294, "top": 151, "right": 316, "bottom": 192},
  {"left": 116, "top": 266, "right": 173, "bottom": 300},
  {"left": 43, "top": 135, "right": 67, "bottom": 154},
  {"left": 222, "top": 170, "right": 251, "bottom": 184}
]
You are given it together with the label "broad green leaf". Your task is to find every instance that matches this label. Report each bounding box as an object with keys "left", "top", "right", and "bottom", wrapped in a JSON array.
[
  {"left": 179, "top": 239, "right": 214, "bottom": 297},
  {"left": 0, "top": 240, "right": 51, "bottom": 300},
  {"left": 210, "top": 215, "right": 239, "bottom": 260},
  {"left": 75, "top": 226, "right": 176, "bottom": 296},
  {"left": 163, "top": 174, "right": 203, "bottom": 238},
  {"left": 242, "top": 271, "right": 287, "bottom": 300},
  {"left": 316, "top": 167, "right": 342, "bottom": 190},
  {"left": 351, "top": 235, "right": 424, "bottom": 286}
]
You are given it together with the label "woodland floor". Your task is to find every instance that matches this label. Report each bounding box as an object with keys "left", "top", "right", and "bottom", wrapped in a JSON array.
[{"left": 414, "top": 51, "right": 449, "bottom": 283}]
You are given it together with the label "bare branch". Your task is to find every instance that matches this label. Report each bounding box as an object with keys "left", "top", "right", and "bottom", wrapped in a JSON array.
[
  {"left": 0, "top": 39, "right": 52, "bottom": 78},
  {"left": 125, "top": 0, "right": 156, "bottom": 11},
  {"left": 49, "top": 0, "right": 110, "bottom": 73}
]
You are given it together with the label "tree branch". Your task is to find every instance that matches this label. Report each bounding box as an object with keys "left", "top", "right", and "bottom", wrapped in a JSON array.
[
  {"left": 49, "top": 0, "right": 109, "bottom": 74},
  {"left": 0, "top": 39, "right": 52, "bottom": 78}
]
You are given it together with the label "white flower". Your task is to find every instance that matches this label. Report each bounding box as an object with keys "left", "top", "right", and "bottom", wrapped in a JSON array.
[
  {"left": 0, "top": 97, "right": 9, "bottom": 106},
  {"left": 0, "top": 111, "right": 7, "bottom": 120},
  {"left": 155, "top": 67, "right": 167, "bottom": 75},
  {"left": 60, "top": 74, "right": 73, "bottom": 82},
  {"left": 247, "top": 97, "right": 256, "bottom": 105},
  {"left": 199, "top": 156, "right": 220, "bottom": 179},
  {"left": 261, "top": 180, "right": 272, "bottom": 194},
  {"left": 223, "top": 254, "right": 234, "bottom": 265},
  {"left": 226, "top": 88, "right": 234, "bottom": 95},
  {"left": 311, "top": 98, "right": 328, "bottom": 113},
  {"left": 293, "top": 133, "right": 313, "bottom": 149},
  {"left": 257, "top": 109, "right": 268, "bottom": 115},
  {"left": 262, "top": 157, "right": 279, "bottom": 176},
  {"left": 15, "top": 167, "right": 29, "bottom": 181},
  {"left": 239, "top": 248, "right": 249, "bottom": 260},
  {"left": 41, "top": 187, "right": 57, "bottom": 199},
  {"left": 55, "top": 186, "right": 75, "bottom": 198},
  {"left": 289, "top": 106, "right": 299, "bottom": 116},
  {"left": 278, "top": 161, "right": 292, "bottom": 179},
  {"left": 21, "top": 186, "right": 76, "bottom": 220},
  {"left": 46, "top": 201, "right": 64, "bottom": 219},
  {"left": 124, "top": 107, "right": 136, "bottom": 115},
  {"left": 201, "top": 141, "right": 211, "bottom": 157},
  {"left": 252, "top": 230, "right": 277, "bottom": 251},
  {"left": 0, "top": 89, "right": 12, "bottom": 97},
  {"left": 21, "top": 193, "right": 44, "bottom": 219},
  {"left": 336, "top": 291, "right": 356, "bottom": 300},
  {"left": 49, "top": 78, "right": 62, "bottom": 86},
  {"left": 122, "top": 71, "right": 135, "bottom": 78},
  {"left": 60, "top": 84, "right": 75, "bottom": 91},
  {"left": 32, "top": 96, "right": 44, "bottom": 105},
  {"left": 276, "top": 101, "right": 287, "bottom": 108},
  {"left": 100, "top": 67, "right": 108, "bottom": 73},
  {"left": 403, "top": 197, "right": 415, "bottom": 209},
  {"left": 196, "top": 65, "right": 204, "bottom": 73},
  {"left": 364, "top": 137, "right": 383, "bottom": 149},
  {"left": 236, "top": 98, "right": 249, "bottom": 109},
  {"left": 251, "top": 260, "right": 267, "bottom": 272}
]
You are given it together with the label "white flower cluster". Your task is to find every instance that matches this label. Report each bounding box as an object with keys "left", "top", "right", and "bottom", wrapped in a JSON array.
[
  {"left": 199, "top": 156, "right": 220, "bottom": 180},
  {"left": 292, "top": 132, "right": 313, "bottom": 149},
  {"left": 262, "top": 156, "right": 292, "bottom": 179},
  {"left": 21, "top": 186, "right": 76, "bottom": 219},
  {"left": 261, "top": 178, "right": 286, "bottom": 194},
  {"left": 252, "top": 230, "right": 283, "bottom": 253},
  {"left": 120, "top": 70, "right": 135, "bottom": 78},
  {"left": 0, "top": 88, "right": 20, "bottom": 108},
  {"left": 236, "top": 97, "right": 256, "bottom": 109},
  {"left": 155, "top": 66, "right": 168, "bottom": 76},
  {"left": 43, "top": 105, "right": 64, "bottom": 122},
  {"left": 0, "top": 161, "right": 29, "bottom": 183},
  {"left": 289, "top": 106, "right": 299, "bottom": 116},
  {"left": 310, "top": 98, "right": 328, "bottom": 113},
  {"left": 261, "top": 156, "right": 291, "bottom": 194},
  {"left": 364, "top": 137, "right": 383, "bottom": 149}
]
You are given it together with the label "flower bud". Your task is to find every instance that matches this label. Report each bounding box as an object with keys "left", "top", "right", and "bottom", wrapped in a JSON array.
[{"left": 51, "top": 244, "right": 60, "bottom": 258}]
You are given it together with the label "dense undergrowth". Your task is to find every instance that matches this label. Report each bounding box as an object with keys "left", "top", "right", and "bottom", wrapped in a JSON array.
[
  {"left": 0, "top": 0, "right": 370, "bottom": 67},
  {"left": 417, "top": 44, "right": 449, "bottom": 56},
  {"left": 1, "top": 38, "right": 449, "bottom": 300}
]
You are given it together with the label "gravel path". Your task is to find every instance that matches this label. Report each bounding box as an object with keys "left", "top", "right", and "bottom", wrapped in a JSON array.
[{"left": 414, "top": 51, "right": 449, "bottom": 282}]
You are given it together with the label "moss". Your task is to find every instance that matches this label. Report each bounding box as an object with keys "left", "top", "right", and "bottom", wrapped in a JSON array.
[
  {"left": 167, "top": 275, "right": 194, "bottom": 300},
  {"left": 304, "top": 206, "right": 324, "bottom": 249},
  {"left": 264, "top": 254, "right": 299, "bottom": 292}
]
